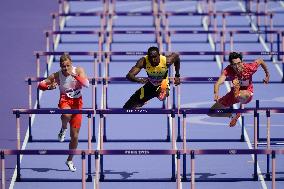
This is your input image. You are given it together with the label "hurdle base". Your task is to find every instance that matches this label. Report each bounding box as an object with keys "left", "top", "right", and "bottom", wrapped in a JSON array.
[
  {"left": 103, "top": 138, "right": 170, "bottom": 143},
  {"left": 100, "top": 174, "right": 105, "bottom": 181},
  {"left": 240, "top": 134, "right": 245, "bottom": 142},
  {"left": 100, "top": 178, "right": 175, "bottom": 182},
  {"left": 185, "top": 139, "right": 242, "bottom": 142},
  {"left": 16, "top": 178, "right": 92, "bottom": 182},
  {"left": 253, "top": 173, "right": 259, "bottom": 181},
  {"left": 176, "top": 136, "right": 182, "bottom": 142},
  {"left": 265, "top": 173, "right": 271, "bottom": 180},
  {"left": 86, "top": 175, "right": 92, "bottom": 182},
  {"left": 182, "top": 177, "right": 256, "bottom": 182},
  {"left": 91, "top": 136, "right": 96, "bottom": 142},
  {"left": 28, "top": 136, "right": 33, "bottom": 142},
  {"left": 29, "top": 139, "right": 93, "bottom": 143}
]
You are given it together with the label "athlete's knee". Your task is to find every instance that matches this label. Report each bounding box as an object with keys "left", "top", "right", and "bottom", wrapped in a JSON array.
[
  {"left": 123, "top": 102, "right": 143, "bottom": 109},
  {"left": 207, "top": 102, "right": 227, "bottom": 117},
  {"left": 61, "top": 114, "right": 72, "bottom": 120}
]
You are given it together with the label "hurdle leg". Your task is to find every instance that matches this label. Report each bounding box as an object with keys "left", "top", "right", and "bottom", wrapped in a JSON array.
[
  {"left": 171, "top": 112, "right": 176, "bottom": 181},
  {"left": 177, "top": 116, "right": 182, "bottom": 142},
  {"left": 82, "top": 152, "right": 86, "bottom": 189},
  {"left": 191, "top": 151, "right": 195, "bottom": 189},
  {"left": 253, "top": 109, "right": 258, "bottom": 180},
  {"left": 182, "top": 113, "right": 187, "bottom": 181},
  {"left": 94, "top": 151, "right": 100, "bottom": 189},
  {"left": 176, "top": 151, "right": 181, "bottom": 189},
  {"left": 28, "top": 78, "right": 33, "bottom": 142},
  {"left": 99, "top": 155, "right": 104, "bottom": 181},
  {"left": 266, "top": 110, "right": 271, "bottom": 180},
  {"left": 1, "top": 151, "right": 5, "bottom": 189},
  {"left": 240, "top": 104, "right": 245, "bottom": 142},
  {"left": 272, "top": 151, "right": 276, "bottom": 189}
]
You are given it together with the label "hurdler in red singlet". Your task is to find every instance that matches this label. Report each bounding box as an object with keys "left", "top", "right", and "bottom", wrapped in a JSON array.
[{"left": 208, "top": 52, "right": 270, "bottom": 127}]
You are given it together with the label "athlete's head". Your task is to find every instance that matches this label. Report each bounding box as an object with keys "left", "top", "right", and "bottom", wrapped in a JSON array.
[
  {"left": 60, "top": 53, "right": 72, "bottom": 75},
  {"left": 229, "top": 52, "right": 243, "bottom": 73},
  {"left": 147, "top": 46, "right": 160, "bottom": 66}
]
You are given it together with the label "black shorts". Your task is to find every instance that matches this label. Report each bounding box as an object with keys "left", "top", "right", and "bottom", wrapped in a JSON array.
[{"left": 123, "top": 81, "right": 169, "bottom": 109}]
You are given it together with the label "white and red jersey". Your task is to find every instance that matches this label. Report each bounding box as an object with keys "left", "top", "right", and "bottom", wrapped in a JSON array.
[{"left": 58, "top": 66, "right": 82, "bottom": 98}]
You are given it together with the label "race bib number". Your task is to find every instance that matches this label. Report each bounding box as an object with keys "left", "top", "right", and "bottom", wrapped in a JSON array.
[{"left": 66, "top": 89, "right": 81, "bottom": 98}]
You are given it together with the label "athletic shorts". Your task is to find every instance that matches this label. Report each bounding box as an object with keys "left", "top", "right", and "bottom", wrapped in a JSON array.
[
  {"left": 218, "top": 90, "right": 253, "bottom": 107},
  {"left": 58, "top": 94, "right": 83, "bottom": 128}
]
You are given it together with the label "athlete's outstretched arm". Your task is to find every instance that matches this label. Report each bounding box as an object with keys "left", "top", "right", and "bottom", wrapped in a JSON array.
[
  {"left": 72, "top": 67, "right": 89, "bottom": 88},
  {"left": 166, "top": 52, "right": 180, "bottom": 85},
  {"left": 38, "top": 72, "right": 58, "bottom": 91},
  {"left": 256, "top": 59, "right": 270, "bottom": 84},
  {"left": 214, "top": 72, "right": 226, "bottom": 101},
  {"left": 126, "top": 57, "right": 148, "bottom": 84}
]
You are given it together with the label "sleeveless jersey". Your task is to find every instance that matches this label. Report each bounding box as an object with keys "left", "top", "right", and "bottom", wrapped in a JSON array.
[
  {"left": 58, "top": 66, "right": 82, "bottom": 98},
  {"left": 145, "top": 55, "right": 168, "bottom": 86}
]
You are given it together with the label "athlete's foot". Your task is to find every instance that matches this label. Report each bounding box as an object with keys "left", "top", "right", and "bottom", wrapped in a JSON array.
[
  {"left": 65, "top": 161, "right": 76, "bottom": 172},
  {"left": 229, "top": 113, "right": 241, "bottom": 127},
  {"left": 58, "top": 128, "right": 67, "bottom": 142}
]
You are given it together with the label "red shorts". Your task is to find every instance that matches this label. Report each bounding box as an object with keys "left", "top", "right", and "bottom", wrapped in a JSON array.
[
  {"left": 58, "top": 95, "right": 83, "bottom": 128},
  {"left": 218, "top": 90, "right": 253, "bottom": 107}
]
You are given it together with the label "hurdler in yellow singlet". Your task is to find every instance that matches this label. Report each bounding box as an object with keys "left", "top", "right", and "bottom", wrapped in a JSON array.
[{"left": 145, "top": 55, "right": 169, "bottom": 88}]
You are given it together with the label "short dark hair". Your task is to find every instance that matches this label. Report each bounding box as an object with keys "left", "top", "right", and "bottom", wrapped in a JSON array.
[
  {"left": 60, "top": 53, "right": 72, "bottom": 63},
  {"left": 229, "top": 52, "right": 242, "bottom": 64},
  {"left": 147, "top": 46, "right": 159, "bottom": 57}
]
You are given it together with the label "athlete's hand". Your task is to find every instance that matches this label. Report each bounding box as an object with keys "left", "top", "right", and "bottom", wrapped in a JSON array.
[
  {"left": 263, "top": 75, "right": 269, "bottom": 84},
  {"left": 214, "top": 93, "right": 219, "bottom": 102},
  {"left": 66, "top": 69, "right": 76, "bottom": 77},
  {"left": 174, "top": 77, "right": 180, "bottom": 86},
  {"left": 232, "top": 78, "right": 240, "bottom": 87},
  {"left": 48, "top": 82, "right": 58, "bottom": 90},
  {"left": 138, "top": 78, "right": 148, "bottom": 84}
]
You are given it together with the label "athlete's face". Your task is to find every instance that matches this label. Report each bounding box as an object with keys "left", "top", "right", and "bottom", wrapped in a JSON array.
[
  {"left": 60, "top": 59, "right": 72, "bottom": 75},
  {"left": 230, "top": 58, "right": 243, "bottom": 74},
  {"left": 149, "top": 51, "right": 160, "bottom": 66}
]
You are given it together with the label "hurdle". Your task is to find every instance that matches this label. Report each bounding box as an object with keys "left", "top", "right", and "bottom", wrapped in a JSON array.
[
  {"left": 52, "top": 11, "right": 107, "bottom": 32},
  {"left": 24, "top": 76, "right": 98, "bottom": 142},
  {"left": 229, "top": 30, "right": 283, "bottom": 60},
  {"left": 45, "top": 30, "right": 104, "bottom": 61},
  {"left": 175, "top": 51, "right": 284, "bottom": 78},
  {"left": 96, "top": 108, "right": 178, "bottom": 182},
  {"left": 179, "top": 107, "right": 284, "bottom": 182},
  {"left": 179, "top": 107, "right": 261, "bottom": 180},
  {"left": 1, "top": 149, "right": 92, "bottom": 186},
  {"left": 0, "top": 149, "right": 181, "bottom": 188},
  {"left": 34, "top": 51, "right": 98, "bottom": 78},
  {"left": 97, "top": 75, "right": 174, "bottom": 143},
  {"left": 59, "top": 0, "right": 109, "bottom": 16},
  {"left": 255, "top": 100, "right": 284, "bottom": 146},
  {"left": 165, "top": 30, "right": 220, "bottom": 52},
  {"left": 106, "top": 13, "right": 163, "bottom": 51},
  {"left": 252, "top": 101, "right": 284, "bottom": 180},
  {"left": 161, "top": 11, "right": 274, "bottom": 32},
  {"left": 12, "top": 109, "right": 94, "bottom": 182},
  {"left": 105, "top": 30, "right": 163, "bottom": 53},
  {"left": 186, "top": 149, "right": 282, "bottom": 187},
  {"left": 165, "top": 29, "right": 284, "bottom": 61}
]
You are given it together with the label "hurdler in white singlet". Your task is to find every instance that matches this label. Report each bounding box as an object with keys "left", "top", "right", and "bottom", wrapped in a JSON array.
[{"left": 59, "top": 66, "right": 82, "bottom": 98}]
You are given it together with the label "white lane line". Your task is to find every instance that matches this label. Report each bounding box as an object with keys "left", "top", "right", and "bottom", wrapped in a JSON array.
[
  {"left": 197, "top": 3, "right": 268, "bottom": 189},
  {"left": 8, "top": 5, "right": 68, "bottom": 189},
  {"left": 238, "top": 2, "right": 283, "bottom": 78}
]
